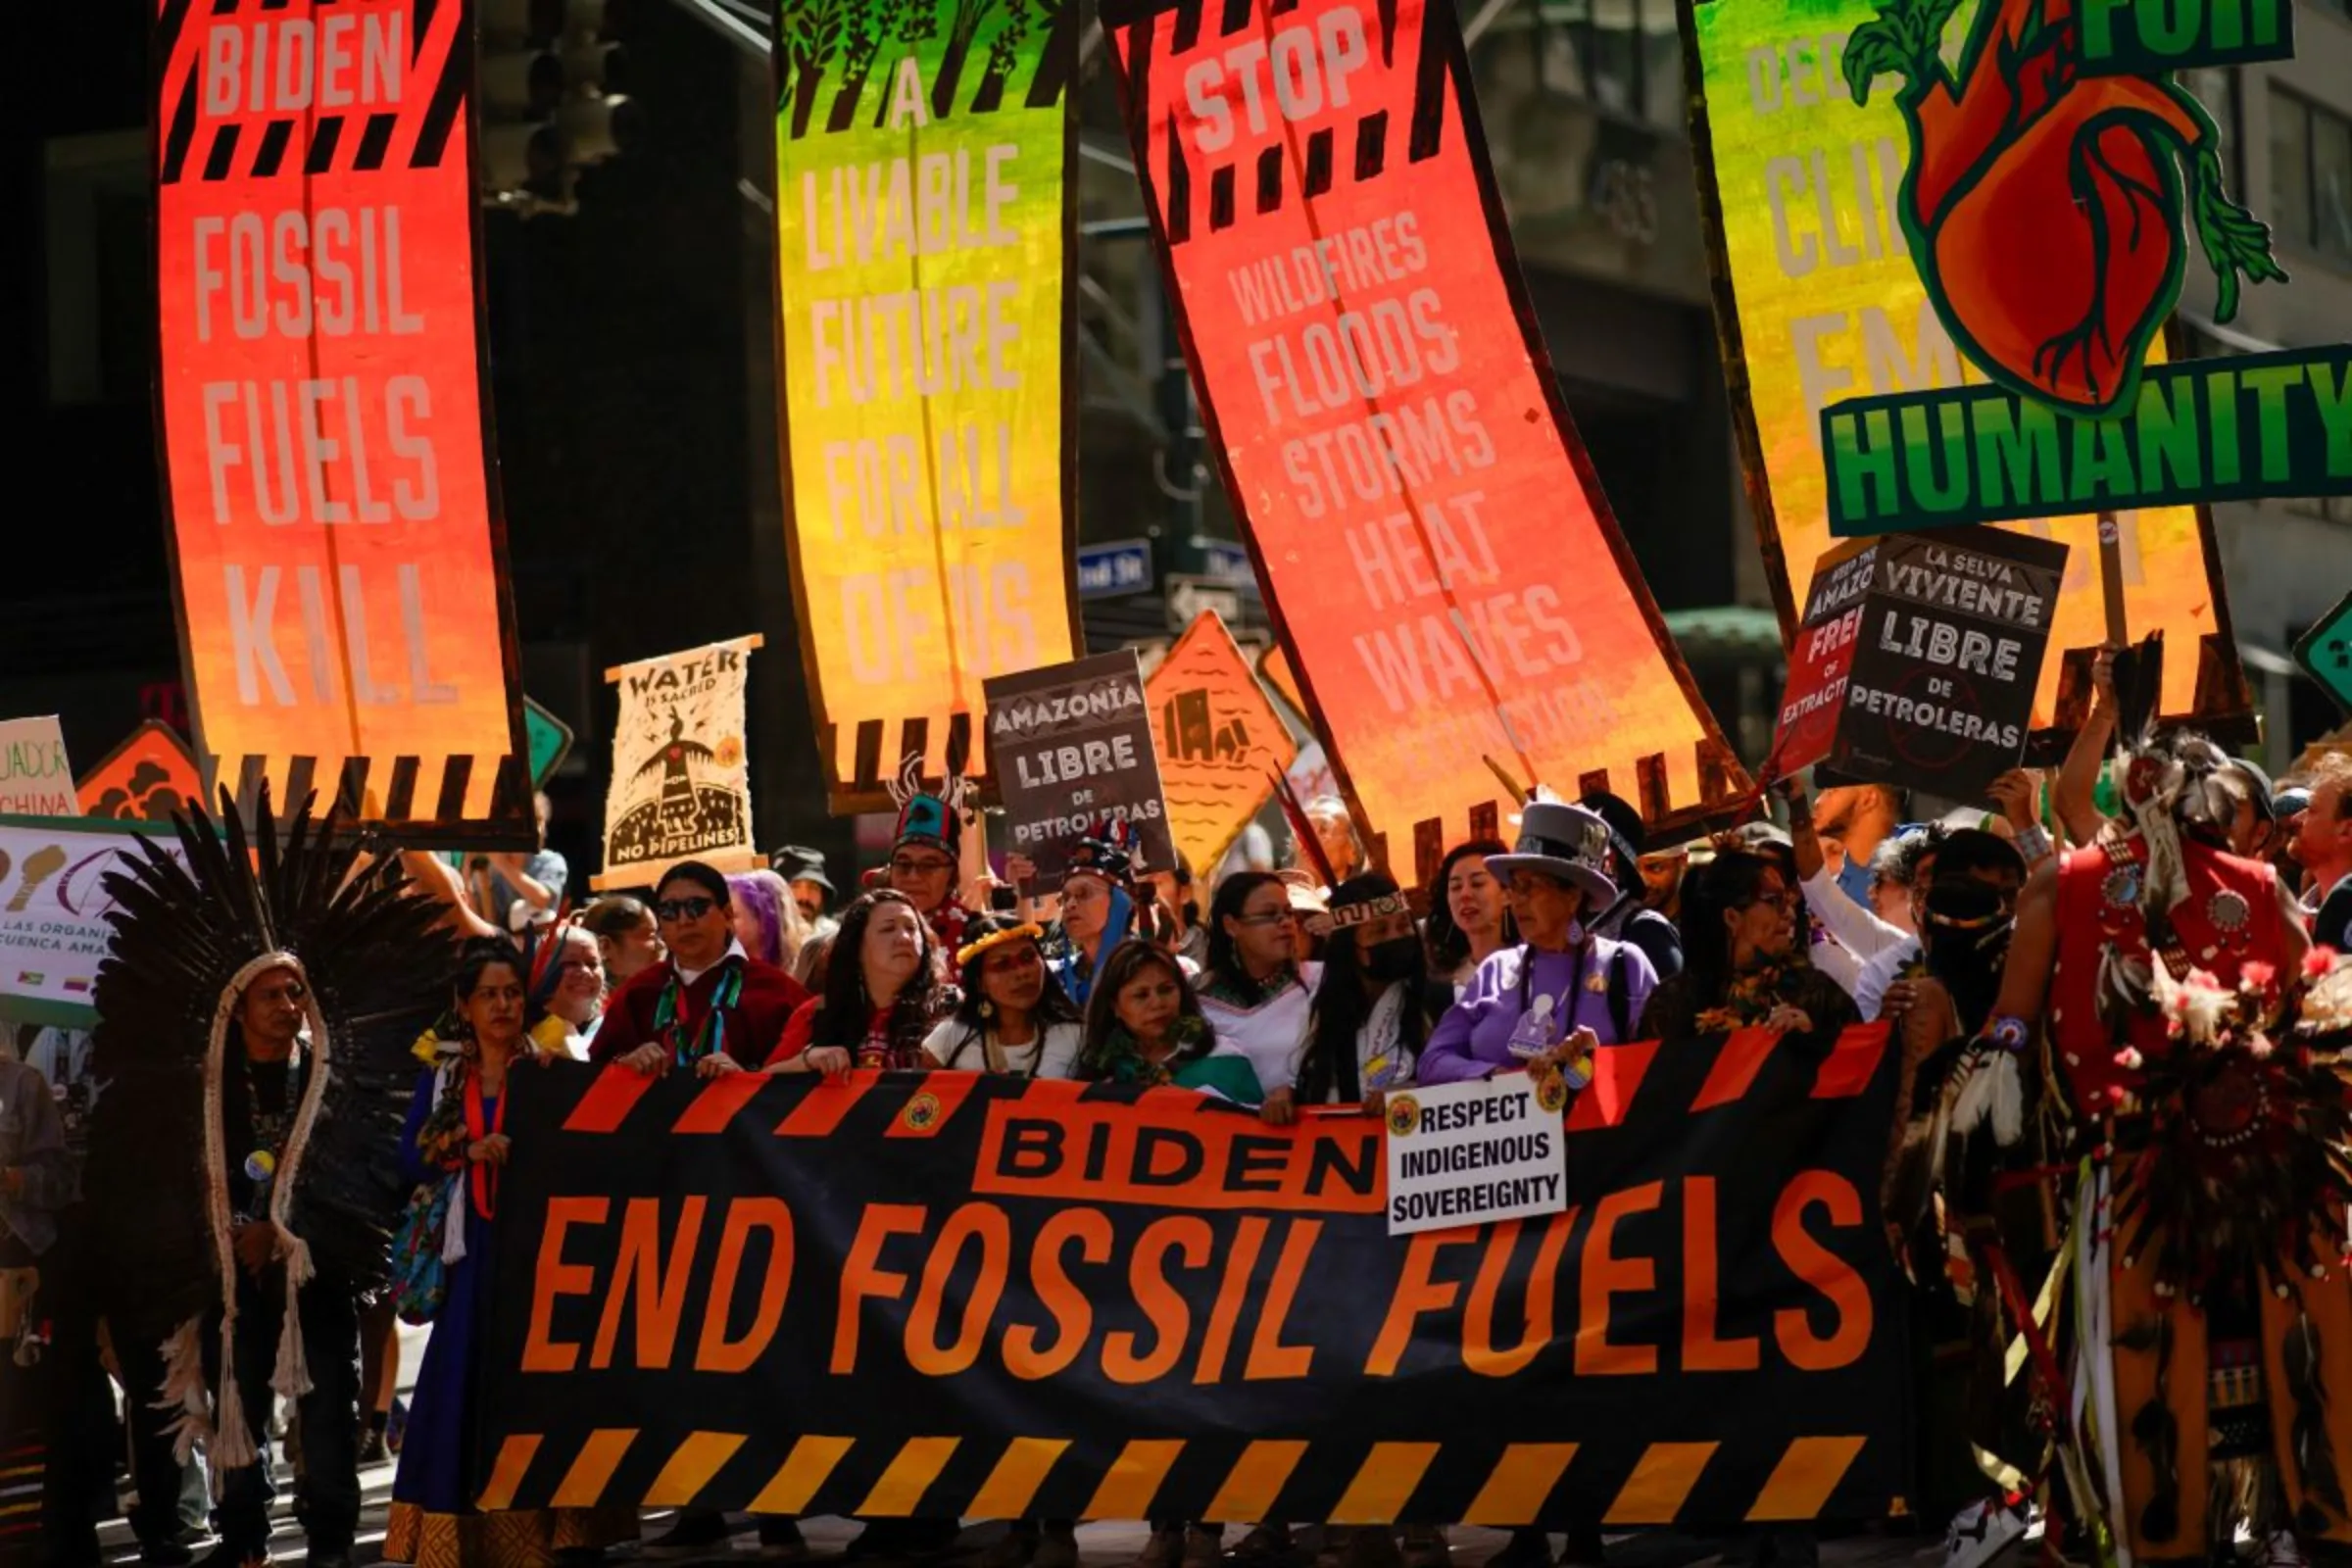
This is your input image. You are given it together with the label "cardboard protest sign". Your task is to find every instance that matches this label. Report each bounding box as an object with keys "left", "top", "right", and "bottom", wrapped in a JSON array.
[
  {"left": 480, "top": 1021, "right": 1905, "bottom": 1524},
  {"left": 1765, "top": 528, "right": 2067, "bottom": 798},
  {"left": 1147, "top": 612, "right": 1298, "bottom": 874},
  {"left": 0, "top": 815, "right": 187, "bottom": 1026},
  {"left": 773, "top": 0, "right": 1082, "bottom": 813},
  {"left": 1683, "top": 0, "right": 2253, "bottom": 732},
  {"left": 0, "top": 718, "right": 77, "bottom": 817},
  {"left": 1103, "top": 0, "right": 1749, "bottom": 889},
  {"left": 597, "top": 637, "right": 762, "bottom": 891},
  {"left": 984, "top": 652, "right": 1172, "bottom": 884},
  {"left": 152, "top": 0, "right": 531, "bottom": 843},
  {"left": 76, "top": 720, "right": 205, "bottom": 822},
  {"left": 1384, "top": 1073, "right": 1568, "bottom": 1235}
]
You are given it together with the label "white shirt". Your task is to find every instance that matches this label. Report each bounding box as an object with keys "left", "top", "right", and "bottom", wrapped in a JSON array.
[
  {"left": 921, "top": 1018, "right": 1083, "bottom": 1079},
  {"left": 1199, "top": 963, "right": 1320, "bottom": 1096},
  {"left": 676, "top": 938, "right": 751, "bottom": 989},
  {"left": 1801, "top": 868, "right": 1911, "bottom": 962},
  {"left": 1853, "top": 936, "right": 1922, "bottom": 1023}
]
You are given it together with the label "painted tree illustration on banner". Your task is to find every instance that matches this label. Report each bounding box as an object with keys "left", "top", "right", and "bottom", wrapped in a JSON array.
[
  {"left": 828, "top": 0, "right": 907, "bottom": 130},
  {"left": 1024, "top": 0, "right": 1072, "bottom": 107},
  {"left": 783, "top": 0, "right": 848, "bottom": 137},
  {"left": 931, "top": 0, "right": 1006, "bottom": 118},
  {"left": 970, "top": 0, "right": 1033, "bottom": 114}
]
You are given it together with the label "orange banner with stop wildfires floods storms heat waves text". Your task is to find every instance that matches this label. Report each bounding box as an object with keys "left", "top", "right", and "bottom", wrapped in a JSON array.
[
  {"left": 152, "top": 0, "right": 530, "bottom": 843},
  {"left": 1102, "top": 0, "right": 1750, "bottom": 885}
]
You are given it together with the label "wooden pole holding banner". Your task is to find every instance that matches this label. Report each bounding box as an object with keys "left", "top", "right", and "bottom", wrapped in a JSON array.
[{"left": 2096, "top": 512, "right": 2130, "bottom": 645}]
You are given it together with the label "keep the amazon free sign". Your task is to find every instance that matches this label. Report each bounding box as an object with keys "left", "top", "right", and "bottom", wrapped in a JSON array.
[{"left": 153, "top": 0, "right": 530, "bottom": 843}]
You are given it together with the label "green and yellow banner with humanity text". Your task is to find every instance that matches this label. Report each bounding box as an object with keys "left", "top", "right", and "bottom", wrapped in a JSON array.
[
  {"left": 774, "top": 0, "right": 1080, "bottom": 810},
  {"left": 1685, "top": 0, "right": 2250, "bottom": 731}
]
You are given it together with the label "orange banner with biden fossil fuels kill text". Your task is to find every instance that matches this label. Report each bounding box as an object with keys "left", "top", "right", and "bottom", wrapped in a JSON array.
[
  {"left": 153, "top": 0, "right": 529, "bottom": 843},
  {"left": 1103, "top": 0, "right": 1748, "bottom": 884}
]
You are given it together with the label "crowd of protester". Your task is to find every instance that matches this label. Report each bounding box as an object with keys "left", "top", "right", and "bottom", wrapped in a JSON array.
[{"left": 10, "top": 680, "right": 2352, "bottom": 1568}]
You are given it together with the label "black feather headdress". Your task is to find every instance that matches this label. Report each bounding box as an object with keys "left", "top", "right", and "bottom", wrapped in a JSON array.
[{"left": 85, "top": 786, "right": 456, "bottom": 1467}]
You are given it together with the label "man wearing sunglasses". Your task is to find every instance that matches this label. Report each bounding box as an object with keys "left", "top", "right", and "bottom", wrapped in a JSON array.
[{"left": 589, "top": 860, "right": 809, "bottom": 1078}]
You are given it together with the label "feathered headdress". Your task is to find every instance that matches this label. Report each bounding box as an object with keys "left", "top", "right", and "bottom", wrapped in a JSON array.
[{"left": 85, "top": 787, "right": 456, "bottom": 1471}]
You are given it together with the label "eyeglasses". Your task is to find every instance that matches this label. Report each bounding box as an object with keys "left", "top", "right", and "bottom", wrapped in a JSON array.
[
  {"left": 655, "top": 897, "right": 716, "bottom": 923},
  {"left": 891, "top": 856, "right": 955, "bottom": 877}
]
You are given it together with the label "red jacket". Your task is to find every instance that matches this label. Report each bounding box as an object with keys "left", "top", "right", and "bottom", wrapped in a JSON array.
[{"left": 590, "top": 954, "right": 809, "bottom": 1067}]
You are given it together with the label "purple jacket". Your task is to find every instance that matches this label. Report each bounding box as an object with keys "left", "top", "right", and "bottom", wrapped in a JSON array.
[{"left": 1417, "top": 935, "right": 1657, "bottom": 1085}]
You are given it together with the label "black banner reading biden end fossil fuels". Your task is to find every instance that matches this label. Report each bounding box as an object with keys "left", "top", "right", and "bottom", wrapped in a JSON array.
[{"left": 476, "top": 1027, "right": 1910, "bottom": 1527}]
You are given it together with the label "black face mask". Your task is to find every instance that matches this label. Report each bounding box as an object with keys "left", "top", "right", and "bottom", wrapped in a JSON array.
[{"left": 1365, "top": 935, "right": 1424, "bottom": 983}]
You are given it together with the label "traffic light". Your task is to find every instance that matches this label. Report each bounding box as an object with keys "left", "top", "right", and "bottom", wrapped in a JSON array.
[{"left": 478, "top": 0, "right": 644, "bottom": 216}]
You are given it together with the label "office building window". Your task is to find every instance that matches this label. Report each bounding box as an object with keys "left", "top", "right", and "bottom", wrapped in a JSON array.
[
  {"left": 2272, "top": 87, "right": 2352, "bottom": 266},
  {"left": 1533, "top": 0, "right": 1686, "bottom": 130}
]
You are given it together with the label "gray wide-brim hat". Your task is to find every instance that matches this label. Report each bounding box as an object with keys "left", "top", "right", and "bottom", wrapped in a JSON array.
[{"left": 1488, "top": 800, "right": 1620, "bottom": 907}]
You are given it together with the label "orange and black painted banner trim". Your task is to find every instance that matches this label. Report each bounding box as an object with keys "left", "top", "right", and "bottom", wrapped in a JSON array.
[
  {"left": 1098, "top": 0, "right": 1753, "bottom": 884},
  {"left": 151, "top": 0, "right": 532, "bottom": 846},
  {"left": 478, "top": 1026, "right": 1910, "bottom": 1525}
]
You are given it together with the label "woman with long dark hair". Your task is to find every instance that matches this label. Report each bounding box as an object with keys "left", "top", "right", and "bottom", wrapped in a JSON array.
[
  {"left": 1425, "top": 840, "right": 1513, "bottom": 988},
  {"left": 1077, "top": 941, "right": 1260, "bottom": 1105},
  {"left": 1296, "top": 872, "right": 1437, "bottom": 1108},
  {"left": 1639, "top": 849, "right": 1858, "bottom": 1040},
  {"left": 764, "top": 890, "right": 946, "bottom": 1074},
  {"left": 1196, "top": 870, "right": 1315, "bottom": 1121},
  {"left": 387, "top": 940, "right": 634, "bottom": 1566},
  {"left": 923, "top": 914, "right": 1084, "bottom": 1078}
]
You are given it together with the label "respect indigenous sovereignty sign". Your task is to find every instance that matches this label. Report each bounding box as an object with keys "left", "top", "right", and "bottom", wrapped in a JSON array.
[
  {"left": 475, "top": 1023, "right": 1910, "bottom": 1525},
  {"left": 152, "top": 0, "right": 532, "bottom": 844},
  {"left": 1101, "top": 0, "right": 1749, "bottom": 889},
  {"left": 1762, "top": 528, "right": 2067, "bottom": 797},
  {"left": 598, "top": 637, "right": 762, "bottom": 891},
  {"left": 1148, "top": 612, "right": 1299, "bottom": 875},
  {"left": 0, "top": 718, "right": 78, "bottom": 817},
  {"left": 1385, "top": 1074, "right": 1569, "bottom": 1236},
  {"left": 773, "top": 0, "right": 1082, "bottom": 813},
  {"left": 0, "top": 816, "right": 187, "bottom": 1027},
  {"left": 1682, "top": 0, "right": 2257, "bottom": 730},
  {"left": 983, "top": 652, "right": 1174, "bottom": 884}
]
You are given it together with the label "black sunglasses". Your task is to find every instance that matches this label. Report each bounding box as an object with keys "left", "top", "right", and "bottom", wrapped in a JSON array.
[{"left": 655, "top": 896, "right": 717, "bottom": 923}]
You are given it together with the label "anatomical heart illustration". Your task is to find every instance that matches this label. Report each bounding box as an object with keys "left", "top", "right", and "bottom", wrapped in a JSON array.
[{"left": 1844, "top": 0, "right": 2286, "bottom": 414}]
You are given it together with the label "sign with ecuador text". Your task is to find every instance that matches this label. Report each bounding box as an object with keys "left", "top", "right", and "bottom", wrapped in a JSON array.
[
  {"left": 1384, "top": 1073, "right": 1568, "bottom": 1236},
  {"left": 1764, "top": 528, "right": 2066, "bottom": 798},
  {"left": 1148, "top": 611, "right": 1298, "bottom": 877},
  {"left": 1102, "top": 0, "right": 1749, "bottom": 887},
  {"left": 1683, "top": 0, "right": 2251, "bottom": 733},
  {"left": 0, "top": 718, "right": 78, "bottom": 818},
  {"left": 598, "top": 637, "right": 761, "bottom": 892},
  {"left": 152, "top": 0, "right": 530, "bottom": 843},
  {"left": 477, "top": 1023, "right": 1908, "bottom": 1525},
  {"left": 774, "top": 0, "right": 1082, "bottom": 813},
  {"left": 983, "top": 651, "right": 1174, "bottom": 885},
  {"left": 0, "top": 816, "right": 189, "bottom": 1028}
]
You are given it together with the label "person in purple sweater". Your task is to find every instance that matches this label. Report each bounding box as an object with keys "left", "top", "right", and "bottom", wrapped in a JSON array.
[{"left": 1418, "top": 798, "right": 1660, "bottom": 1086}]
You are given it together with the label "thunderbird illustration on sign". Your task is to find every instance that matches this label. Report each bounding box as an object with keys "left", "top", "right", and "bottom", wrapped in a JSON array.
[{"left": 1841, "top": 0, "right": 2283, "bottom": 415}]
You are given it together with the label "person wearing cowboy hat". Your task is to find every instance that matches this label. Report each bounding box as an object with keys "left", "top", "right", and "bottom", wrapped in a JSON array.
[{"left": 1418, "top": 796, "right": 1658, "bottom": 1088}]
